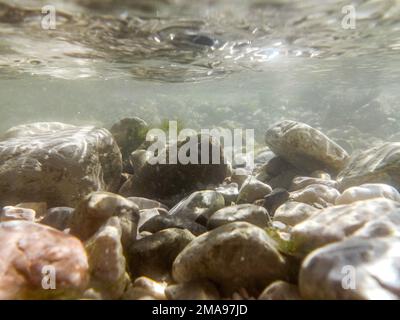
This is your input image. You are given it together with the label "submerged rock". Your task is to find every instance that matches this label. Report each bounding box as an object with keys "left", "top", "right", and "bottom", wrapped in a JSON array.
[
  {"left": 273, "top": 201, "right": 319, "bottom": 227},
  {"left": 127, "top": 197, "right": 168, "bottom": 210},
  {"left": 237, "top": 176, "right": 272, "bottom": 204},
  {"left": 290, "top": 184, "right": 340, "bottom": 207},
  {"left": 128, "top": 228, "right": 194, "bottom": 281},
  {"left": 85, "top": 217, "right": 130, "bottom": 299},
  {"left": 69, "top": 192, "right": 139, "bottom": 250},
  {"left": 165, "top": 281, "right": 220, "bottom": 300},
  {"left": 137, "top": 208, "right": 160, "bottom": 231},
  {"left": 336, "top": 183, "right": 400, "bottom": 205},
  {"left": 231, "top": 168, "right": 251, "bottom": 188},
  {"left": 110, "top": 117, "right": 148, "bottom": 172},
  {"left": 0, "top": 122, "right": 122, "bottom": 208},
  {"left": 291, "top": 198, "right": 400, "bottom": 256},
  {"left": 290, "top": 176, "right": 338, "bottom": 192},
  {"left": 259, "top": 156, "right": 294, "bottom": 177},
  {"left": 16, "top": 202, "right": 47, "bottom": 218},
  {"left": 0, "top": 221, "right": 88, "bottom": 299},
  {"left": 258, "top": 281, "right": 301, "bottom": 300},
  {"left": 119, "top": 134, "right": 229, "bottom": 203},
  {"left": 123, "top": 277, "right": 167, "bottom": 300},
  {"left": 168, "top": 190, "right": 225, "bottom": 224},
  {"left": 262, "top": 188, "right": 290, "bottom": 215},
  {"left": 299, "top": 236, "right": 400, "bottom": 300},
  {"left": 0, "top": 206, "right": 35, "bottom": 222},
  {"left": 215, "top": 183, "right": 239, "bottom": 204},
  {"left": 41, "top": 207, "right": 74, "bottom": 231},
  {"left": 207, "top": 204, "right": 270, "bottom": 229},
  {"left": 265, "top": 120, "right": 349, "bottom": 174},
  {"left": 338, "top": 143, "right": 400, "bottom": 190},
  {"left": 139, "top": 215, "right": 207, "bottom": 236},
  {"left": 128, "top": 149, "right": 152, "bottom": 175},
  {"left": 254, "top": 147, "right": 275, "bottom": 166},
  {"left": 172, "top": 222, "right": 288, "bottom": 295}
]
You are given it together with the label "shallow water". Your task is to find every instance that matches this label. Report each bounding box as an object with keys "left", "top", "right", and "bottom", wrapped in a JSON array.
[
  {"left": 1, "top": 0, "right": 400, "bottom": 146},
  {"left": 3, "top": 0, "right": 400, "bottom": 301}
]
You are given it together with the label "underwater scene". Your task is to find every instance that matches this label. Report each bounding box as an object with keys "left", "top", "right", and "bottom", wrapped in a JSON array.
[{"left": 1, "top": 0, "right": 400, "bottom": 301}]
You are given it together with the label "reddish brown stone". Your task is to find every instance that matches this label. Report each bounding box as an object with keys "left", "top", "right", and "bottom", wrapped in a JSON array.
[{"left": 0, "top": 221, "right": 89, "bottom": 299}]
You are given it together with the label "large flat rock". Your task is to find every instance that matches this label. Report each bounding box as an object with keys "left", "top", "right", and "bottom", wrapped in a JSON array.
[
  {"left": 265, "top": 120, "right": 349, "bottom": 174},
  {"left": 0, "top": 122, "right": 122, "bottom": 207}
]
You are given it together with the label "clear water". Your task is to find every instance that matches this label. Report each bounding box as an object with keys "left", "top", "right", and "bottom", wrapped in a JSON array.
[{"left": 1, "top": 0, "right": 400, "bottom": 149}]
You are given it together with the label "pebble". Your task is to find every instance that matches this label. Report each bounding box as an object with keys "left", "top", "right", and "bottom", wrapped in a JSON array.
[
  {"left": 300, "top": 236, "right": 400, "bottom": 299},
  {"left": 291, "top": 198, "right": 400, "bottom": 256},
  {"left": 172, "top": 222, "right": 288, "bottom": 295},
  {"left": 237, "top": 176, "right": 272, "bottom": 204},
  {"left": 258, "top": 281, "right": 301, "bottom": 300},
  {"left": 0, "top": 221, "right": 89, "bottom": 299},
  {"left": 265, "top": 120, "right": 349, "bottom": 174},
  {"left": 335, "top": 183, "right": 400, "bottom": 205},
  {"left": 128, "top": 228, "right": 195, "bottom": 281},
  {"left": 207, "top": 204, "right": 270, "bottom": 229}
]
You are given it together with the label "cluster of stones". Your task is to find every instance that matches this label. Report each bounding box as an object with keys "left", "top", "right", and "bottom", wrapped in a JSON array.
[{"left": 1, "top": 119, "right": 400, "bottom": 300}]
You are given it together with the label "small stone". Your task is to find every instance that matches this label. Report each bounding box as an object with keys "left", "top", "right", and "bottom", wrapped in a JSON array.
[
  {"left": 69, "top": 192, "right": 139, "bottom": 251},
  {"left": 262, "top": 188, "right": 290, "bottom": 215},
  {"left": 265, "top": 120, "right": 349, "bottom": 174},
  {"left": 237, "top": 176, "right": 272, "bottom": 204},
  {"left": 335, "top": 183, "right": 400, "bottom": 205},
  {"left": 261, "top": 156, "right": 293, "bottom": 177},
  {"left": 274, "top": 201, "right": 319, "bottom": 227},
  {"left": 128, "top": 228, "right": 195, "bottom": 281},
  {"left": 137, "top": 208, "right": 160, "bottom": 230},
  {"left": 119, "top": 173, "right": 132, "bottom": 189},
  {"left": 310, "top": 171, "right": 331, "bottom": 180},
  {"left": 123, "top": 277, "right": 167, "bottom": 300},
  {"left": 110, "top": 117, "right": 149, "bottom": 172},
  {"left": 85, "top": 217, "right": 130, "bottom": 299},
  {"left": 0, "top": 206, "right": 35, "bottom": 222},
  {"left": 207, "top": 204, "right": 270, "bottom": 229},
  {"left": 290, "top": 184, "right": 340, "bottom": 207},
  {"left": 0, "top": 221, "right": 89, "bottom": 299},
  {"left": 291, "top": 198, "right": 400, "bottom": 256},
  {"left": 138, "top": 231, "right": 153, "bottom": 239},
  {"left": 169, "top": 190, "right": 225, "bottom": 224},
  {"left": 257, "top": 156, "right": 303, "bottom": 190},
  {"left": 267, "top": 169, "right": 301, "bottom": 190},
  {"left": 258, "top": 281, "right": 301, "bottom": 300},
  {"left": 254, "top": 147, "right": 275, "bottom": 165},
  {"left": 128, "top": 149, "right": 152, "bottom": 175},
  {"left": 140, "top": 215, "right": 207, "bottom": 236},
  {"left": 165, "top": 281, "right": 220, "bottom": 300},
  {"left": 127, "top": 197, "right": 168, "bottom": 210},
  {"left": 215, "top": 183, "right": 239, "bottom": 204},
  {"left": 290, "top": 176, "right": 338, "bottom": 192},
  {"left": 16, "top": 202, "right": 47, "bottom": 218},
  {"left": 231, "top": 169, "right": 251, "bottom": 188},
  {"left": 299, "top": 236, "right": 400, "bottom": 300},
  {"left": 82, "top": 288, "right": 103, "bottom": 300},
  {"left": 41, "top": 207, "right": 74, "bottom": 231},
  {"left": 172, "top": 222, "right": 288, "bottom": 295}
]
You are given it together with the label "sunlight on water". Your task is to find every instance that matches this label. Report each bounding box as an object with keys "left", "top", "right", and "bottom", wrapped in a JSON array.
[{"left": 1, "top": 0, "right": 400, "bottom": 145}]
